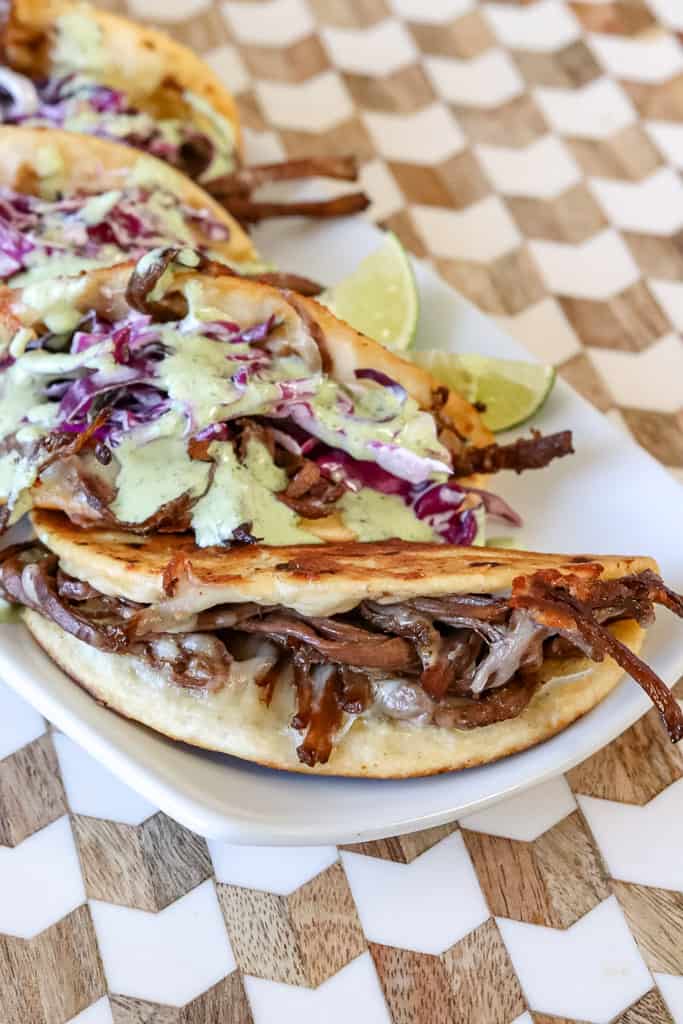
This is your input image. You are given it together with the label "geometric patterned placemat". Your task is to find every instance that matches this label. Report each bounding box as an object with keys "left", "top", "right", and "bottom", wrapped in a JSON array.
[{"left": 2, "top": 1, "right": 683, "bottom": 1021}]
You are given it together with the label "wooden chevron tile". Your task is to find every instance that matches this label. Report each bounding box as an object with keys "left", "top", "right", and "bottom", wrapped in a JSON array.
[
  {"left": 279, "top": 116, "right": 376, "bottom": 160},
  {"left": 344, "top": 64, "right": 436, "bottom": 113},
  {"left": 0, "top": 733, "right": 67, "bottom": 848},
  {"left": 613, "top": 882, "right": 683, "bottom": 973},
  {"left": 557, "top": 351, "right": 614, "bottom": 411},
  {"left": 370, "top": 944, "right": 457, "bottom": 1024},
  {"left": 389, "top": 150, "right": 491, "bottom": 209},
  {"left": 240, "top": 35, "right": 329, "bottom": 81},
  {"left": 622, "top": 74, "right": 683, "bottom": 121},
  {"left": 307, "top": 0, "right": 389, "bottom": 29},
  {"left": 462, "top": 811, "right": 610, "bottom": 927},
  {"left": 157, "top": 8, "right": 233, "bottom": 53},
  {"left": 567, "top": 705, "right": 683, "bottom": 803},
  {"left": 533, "top": 1017, "right": 587, "bottom": 1024},
  {"left": 341, "top": 822, "right": 457, "bottom": 863},
  {"left": 623, "top": 229, "right": 683, "bottom": 279},
  {"left": 619, "top": 409, "right": 683, "bottom": 467},
  {"left": 513, "top": 39, "right": 601, "bottom": 88},
  {"left": 381, "top": 209, "right": 429, "bottom": 258},
  {"left": 437, "top": 245, "right": 547, "bottom": 316},
  {"left": 558, "top": 281, "right": 671, "bottom": 351},
  {"left": 110, "top": 972, "right": 253, "bottom": 1024},
  {"left": 234, "top": 91, "right": 271, "bottom": 133},
  {"left": 567, "top": 125, "right": 663, "bottom": 181},
  {"left": 371, "top": 919, "right": 524, "bottom": 1024},
  {"left": 408, "top": 11, "right": 496, "bottom": 60},
  {"left": 72, "top": 813, "right": 212, "bottom": 911},
  {"left": 218, "top": 862, "right": 365, "bottom": 986},
  {"left": 506, "top": 183, "right": 607, "bottom": 244},
  {"left": 451, "top": 94, "right": 548, "bottom": 147},
  {"left": 0, "top": 905, "right": 105, "bottom": 1024},
  {"left": 569, "top": 2, "right": 656, "bottom": 37},
  {"left": 441, "top": 919, "right": 525, "bottom": 1024},
  {"left": 616, "top": 989, "right": 675, "bottom": 1024}
]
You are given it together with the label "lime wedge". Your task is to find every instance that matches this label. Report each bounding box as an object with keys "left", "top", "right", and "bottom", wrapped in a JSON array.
[
  {"left": 412, "top": 352, "right": 556, "bottom": 433},
  {"left": 322, "top": 232, "right": 418, "bottom": 351}
]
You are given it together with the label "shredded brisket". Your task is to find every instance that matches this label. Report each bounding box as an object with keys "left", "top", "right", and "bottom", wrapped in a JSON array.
[
  {"left": 448, "top": 430, "right": 574, "bottom": 478},
  {"left": 2, "top": 542, "right": 682, "bottom": 764}
]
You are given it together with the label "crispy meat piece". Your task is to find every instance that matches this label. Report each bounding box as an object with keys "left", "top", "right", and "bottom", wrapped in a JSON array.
[
  {"left": 278, "top": 471, "right": 346, "bottom": 519},
  {"left": 511, "top": 570, "right": 683, "bottom": 742},
  {"left": 223, "top": 193, "right": 370, "bottom": 225},
  {"left": 449, "top": 430, "right": 574, "bottom": 478}
]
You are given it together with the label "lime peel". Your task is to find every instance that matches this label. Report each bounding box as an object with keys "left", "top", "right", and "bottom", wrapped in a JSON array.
[
  {"left": 412, "top": 351, "right": 556, "bottom": 433},
  {"left": 321, "top": 232, "right": 418, "bottom": 352}
]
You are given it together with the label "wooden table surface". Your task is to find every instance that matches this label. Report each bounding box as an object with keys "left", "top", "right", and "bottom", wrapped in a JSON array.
[{"left": 2, "top": 2, "right": 683, "bottom": 1022}]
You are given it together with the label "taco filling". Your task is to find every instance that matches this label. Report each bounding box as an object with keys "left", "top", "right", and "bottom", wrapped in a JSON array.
[
  {"left": 0, "top": 183, "right": 232, "bottom": 284},
  {"left": 0, "top": 252, "right": 571, "bottom": 545},
  {"left": 2, "top": 541, "right": 682, "bottom": 766}
]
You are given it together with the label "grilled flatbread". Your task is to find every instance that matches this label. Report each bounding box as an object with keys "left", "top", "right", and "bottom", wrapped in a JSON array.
[
  {"left": 0, "top": 125, "right": 256, "bottom": 283},
  {"left": 0, "top": 258, "right": 503, "bottom": 544},
  {"left": 2, "top": 0, "right": 241, "bottom": 179},
  {"left": 0, "top": 1, "right": 369, "bottom": 220},
  {"left": 9, "top": 517, "right": 681, "bottom": 777}
]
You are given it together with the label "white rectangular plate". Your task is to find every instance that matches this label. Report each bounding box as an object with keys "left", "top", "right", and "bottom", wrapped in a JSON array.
[{"left": 1, "top": 216, "right": 682, "bottom": 845}]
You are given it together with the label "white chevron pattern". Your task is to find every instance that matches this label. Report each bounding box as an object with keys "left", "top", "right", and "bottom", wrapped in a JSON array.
[
  {"left": 208, "top": 842, "right": 338, "bottom": 895},
  {"left": 648, "top": 279, "right": 683, "bottom": 331},
  {"left": 646, "top": 121, "right": 683, "bottom": 170},
  {"left": 388, "top": 0, "right": 474, "bottom": 21},
  {"left": 90, "top": 880, "right": 235, "bottom": 1004},
  {"left": 255, "top": 72, "right": 353, "bottom": 132},
  {"left": 476, "top": 136, "right": 581, "bottom": 199},
  {"left": 498, "top": 897, "right": 652, "bottom": 1022},
  {"left": 535, "top": 78, "right": 636, "bottom": 139},
  {"left": 65, "top": 997, "right": 113, "bottom": 1024},
  {"left": 579, "top": 776, "right": 683, "bottom": 889},
  {"left": 341, "top": 832, "right": 488, "bottom": 955},
  {"left": 649, "top": 0, "right": 683, "bottom": 32},
  {"left": 496, "top": 297, "right": 581, "bottom": 365},
  {"left": 322, "top": 21, "right": 417, "bottom": 76},
  {"left": 588, "top": 32, "right": 683, "bottom": 84},
  {"left": 425, "top": 51, "right": 525, "bottom": 108},
  {"left": 483, "top": 1, "right": 580, "bottom": 53},
  {"left": 245, "top": 953, "right": 392, "bottom": 1024},
  {"left": 529, "top": 229, "right": 640, "bottom": 299},
  {"left": 364, "top": 104, "right": 465, "bottom": 164},
  {"left": 222, "top": 0, "right": 313, "bottom": 46},
  {"left": 589, "top": 334, "right": 683, "bottom": 412},
  {"left": 590, "top": 168, "right": 683, "bottom": 235},
  {"left": 412, "top": 195, "right": 521, "bottom": 262},
  {"left": 0, "top": 816, "right": 84, "bottom": 938}
]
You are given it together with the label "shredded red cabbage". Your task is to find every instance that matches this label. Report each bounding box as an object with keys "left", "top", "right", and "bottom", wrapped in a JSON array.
[
  {"left": 0, "top": 184, "right": 229, "bottom": 282},
  {"left": 2, "top": 73, "right": 221, "bottom": 178}
]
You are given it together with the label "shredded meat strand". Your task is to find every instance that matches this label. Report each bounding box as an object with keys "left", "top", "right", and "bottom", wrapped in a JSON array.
[
  {"left": 449, "top": 430, "right": 574, "bottom": 478},
  {"left": 511, "top": 570, "right": 683, "bottom": 742},
  {"left": 4, "top": 542, "right": 683, "bottom": 760}
]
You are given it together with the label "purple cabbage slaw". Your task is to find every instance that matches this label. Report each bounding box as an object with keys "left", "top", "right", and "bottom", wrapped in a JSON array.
[
  {"left": 1, "top": 309, "right": 521, "bottom": 545},
  {"left": 0, "top": 184, "right": 230, "bottom": 281},
  {"left": 0, "top": 72, "right": 222, "bottom": 178}
]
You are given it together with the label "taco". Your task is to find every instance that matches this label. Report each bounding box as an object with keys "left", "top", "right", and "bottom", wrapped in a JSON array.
[
  {"left": 0, "top": 0, "right": 369, "bottom": 222},
  {"left": 4, "top": 517, "right": 682, "bottom": 775},
  {"left": 0, "top": 124, "right": 258, "bottom": 284},
  {"left": 0, "top": 251, "right": 572, "bottom": 541}
]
